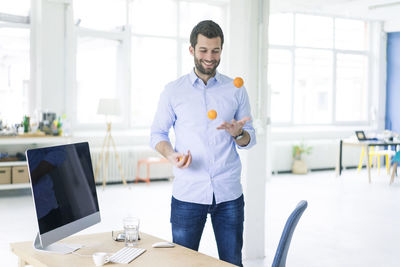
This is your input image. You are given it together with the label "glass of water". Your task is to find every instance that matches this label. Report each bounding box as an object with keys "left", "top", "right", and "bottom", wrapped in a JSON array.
[{"left": 123, "top": 217, "right": 140, "bottom": 246}]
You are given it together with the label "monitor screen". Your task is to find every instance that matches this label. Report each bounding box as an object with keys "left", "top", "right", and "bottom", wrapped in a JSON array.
[
  {"left": 26, "top": 142, "right": 100, "bottom": 253},
  {"left": 355, "top": 130, "right": 367, "bottom": 141}
]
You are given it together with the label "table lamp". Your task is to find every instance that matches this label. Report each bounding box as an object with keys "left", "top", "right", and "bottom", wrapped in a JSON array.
[{"left": 94, "top": 98, "right": 128, "bottom": 188}]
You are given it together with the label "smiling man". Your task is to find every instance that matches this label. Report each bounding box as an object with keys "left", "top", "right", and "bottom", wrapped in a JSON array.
[{"left": 150, "top": 20, "right": 256, "bottom": 266}]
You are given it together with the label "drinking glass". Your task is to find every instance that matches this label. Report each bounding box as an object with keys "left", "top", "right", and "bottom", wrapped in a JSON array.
[{"left": 123, "top": 217, "right": 139, "bottom": 246}]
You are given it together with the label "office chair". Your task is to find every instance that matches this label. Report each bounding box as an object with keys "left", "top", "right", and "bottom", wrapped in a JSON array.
[{"left": 272, "top": 200, "right": 308, "bottom": 267}]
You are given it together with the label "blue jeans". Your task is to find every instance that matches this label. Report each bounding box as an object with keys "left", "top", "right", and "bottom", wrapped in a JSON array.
[{"left": 170, "top": 195, "right": 244, "bottom": 267}]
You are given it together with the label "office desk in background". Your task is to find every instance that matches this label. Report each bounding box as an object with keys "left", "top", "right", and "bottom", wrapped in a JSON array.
[
  {"left": 336, "top": 138, "right": 400, "bottom": 183},
  {"left": 10, "top": 232, "right": 235, "bottom": 267}
]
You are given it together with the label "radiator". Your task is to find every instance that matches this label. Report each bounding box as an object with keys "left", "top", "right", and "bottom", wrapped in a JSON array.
[
  {"left": 90, "top": 146, "right": 173, "bottom": 184},
  {"left": 91, "top": 147, "right": 136, "bottom": 183}
]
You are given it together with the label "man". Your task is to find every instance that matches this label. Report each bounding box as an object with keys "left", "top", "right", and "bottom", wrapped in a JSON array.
[{"left": 150, "top": 20, "right": 256, "bottom": 266}]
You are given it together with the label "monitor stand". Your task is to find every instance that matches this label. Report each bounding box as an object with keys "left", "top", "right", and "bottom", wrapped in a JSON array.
[{"left": 33, "top": 233, "right": 83, "bottom": 254}]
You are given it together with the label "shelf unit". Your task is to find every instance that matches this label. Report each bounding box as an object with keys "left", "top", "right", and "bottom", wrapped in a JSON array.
[
  {"left": 0, "top": 183, "right": 30, "bottom": 190},
  {"left": 0, "top": 136, "right": 71, "bottom": 145},
  {"left": 0, "top": 136, "right": 71, "bottom": 190},
  {"left": 0, "top": 161, "right": 27, "bottom": 167}
]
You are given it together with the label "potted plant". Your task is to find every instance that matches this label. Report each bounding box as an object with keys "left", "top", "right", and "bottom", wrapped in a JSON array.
[{"left": 292, "top": 143, "right": 312, "bottom": 174}]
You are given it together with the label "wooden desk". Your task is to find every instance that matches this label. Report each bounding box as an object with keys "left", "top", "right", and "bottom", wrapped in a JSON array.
[
  {"left": 10, "top": 232, "right": 235, "bottom": 267},
  {"left": 336, "top": 138, "right": 400, "bottom": 183}
]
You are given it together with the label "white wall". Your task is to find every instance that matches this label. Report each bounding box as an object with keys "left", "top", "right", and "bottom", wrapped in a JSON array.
[
  {"left": 271, "top": 139, "right": 363, "bottom": 173},
  {"left": 384, "top": 19, "right": 400, "bottom": 32}
]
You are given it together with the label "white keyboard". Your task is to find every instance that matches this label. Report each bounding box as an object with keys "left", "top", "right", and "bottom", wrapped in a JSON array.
[{"left": 109, "top": 247, "right": 146, "bottom": 264}]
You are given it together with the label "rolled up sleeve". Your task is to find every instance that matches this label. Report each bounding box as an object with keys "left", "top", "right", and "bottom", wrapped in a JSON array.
[
  {"left": 235, "top": 87, "right": 256, "bottom": 150},
  {"left": 150, "top": 87, "right": 176, "bottom": 150}
]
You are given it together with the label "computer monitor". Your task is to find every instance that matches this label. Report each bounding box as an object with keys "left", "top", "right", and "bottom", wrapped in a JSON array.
[
  {"left": 355, "top": 130, "right": 367, "bottom": 141},
  {"left": 26, "top": 142, "right": 100, "bottom": 254}
]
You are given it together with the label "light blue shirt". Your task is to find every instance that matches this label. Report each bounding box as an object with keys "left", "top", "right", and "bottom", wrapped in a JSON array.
[{"left": 150, "top": 70, "right": 256, "bottom": 205}]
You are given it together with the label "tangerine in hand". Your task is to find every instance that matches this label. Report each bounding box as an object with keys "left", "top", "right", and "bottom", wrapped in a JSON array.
[
  {"left": 207, "top": 110, "right": 217, "bottom": 120},
  {"left": 178, "top": 156, "right": 188, "bottom": 165},
  {"left": 233, "top": 77, "right": 244, "bottom": 88}
]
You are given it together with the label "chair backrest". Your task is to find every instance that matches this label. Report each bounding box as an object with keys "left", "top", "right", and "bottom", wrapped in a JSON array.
[
  {"left": 272, "top": 200, "right": 308, "bottom": 267},
  {"left": 392, "top": 150, "right": 400, "bottom": 164}
]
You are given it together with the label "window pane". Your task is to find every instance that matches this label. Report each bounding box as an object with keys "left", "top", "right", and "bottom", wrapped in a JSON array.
[
  {"left": 181, "top": 41, "right": 192, "bottom": 76},
  {"left": 0, "top": 1, "right": 30, "bottom": 16},
  {"left": 74, "top": 0, "right": 126, "bottom": 31},
  {"left": 335, "top": 18, "right": 368, "bottom": 51},
  {"left": 76, "top": 37, "right": 121, "bottom": 124},
  {"left": 294, "top": 49, "right": 333, "bottom": 124},
  {"left": 268, "top": 13, "right": 293, "bottom": 46},
  {"left": 131, "top": 37, "right": 177, "bottom": 126},
  {"left": 295, "top": 14, "right": 333, "bottom": 48},
  {"left": 336, "top": 54, "right": 368, "bottom": 121},
  {"left": 131, "top": 0, "right": 176, "bottom": 37},
  {"left": 0, "top": 27, "right": 30, "bottom": 125},
  {"left": 179, "top": 1, "right": 225, "bottom": 39},
  {"left": 268, "top": 49, "right": 292, "bottom": 123}
]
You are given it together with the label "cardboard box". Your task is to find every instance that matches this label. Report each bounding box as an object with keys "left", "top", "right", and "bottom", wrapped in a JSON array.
[
  {"left": 0, "top": 167, "right": 11, "bottom": 184},
  {"left": 12, "top": 166, "right": 29, "bottom": 184}
]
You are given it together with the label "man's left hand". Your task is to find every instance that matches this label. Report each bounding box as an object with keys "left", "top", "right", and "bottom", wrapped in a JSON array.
[{"left": 216, "top": 117, "right": 251, "bottom": 137}]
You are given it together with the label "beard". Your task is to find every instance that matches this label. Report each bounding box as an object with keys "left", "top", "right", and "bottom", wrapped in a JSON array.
[{"left": 194, "top": 56, "right": 220, "bottom": 76}]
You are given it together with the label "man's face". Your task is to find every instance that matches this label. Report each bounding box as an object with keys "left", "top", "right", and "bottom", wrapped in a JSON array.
[{"left": 190, "top": 34, "right": 222, "bottom": 76}]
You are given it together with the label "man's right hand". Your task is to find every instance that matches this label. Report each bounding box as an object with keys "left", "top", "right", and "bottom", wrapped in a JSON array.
[
  {"left": 168, "top": 150, "right": 192, "bottom": 169},
  {"left": 155, "top": 141, "right": 192, "bottom": 169}
]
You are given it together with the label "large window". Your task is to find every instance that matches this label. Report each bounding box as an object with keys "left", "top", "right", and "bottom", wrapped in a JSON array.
[
  {"left": 268, "top": 13, "right": 369, "bottom": 126},
  {"left": 74, "top": 0, "right": 228, "bottom": 128},
  {"left": 130, "top": 0, "right": 228, "bottom": 127},
  {"left": 0, "top": 1, "right": 30, "bottom": 125},
  {"left": 76, "top": 37, "right": 122, "bottom": 124},
  {"left": 74, "top": 0, "right": 127, "bottom": 126}
]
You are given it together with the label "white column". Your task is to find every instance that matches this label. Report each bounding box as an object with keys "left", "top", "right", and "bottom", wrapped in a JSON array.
[
  {"left": 229, "top": 0, "right": 271, "bottom": 261},
  {"left": 30, "top": 0, "right": 68, "bottom": 115}
]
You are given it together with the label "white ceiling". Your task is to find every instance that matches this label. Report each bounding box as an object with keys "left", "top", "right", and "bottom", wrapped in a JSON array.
[{"left": 270, "top": 0, "right": 400, "bottom": 22}]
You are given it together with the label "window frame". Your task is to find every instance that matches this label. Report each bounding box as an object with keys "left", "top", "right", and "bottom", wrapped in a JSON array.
[
  {"left": 71, "top": 0, "right": 229, "bottom": 130},
  {"left": 129, "top": 0, "right": 229, "bottom": 128},
  {"left": 269, "top": 13, "right": 372, "bottom": 127},
  {"left": 0, "top": 14, "right": 31, "bottom": 125},
  {"left": 71, "top": 6, "right": 131, "bottom": 130}
]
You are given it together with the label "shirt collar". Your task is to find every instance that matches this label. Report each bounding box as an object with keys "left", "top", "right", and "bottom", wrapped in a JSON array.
[{"left": 189, "top": 68, "right": 222, "bottom": 86}]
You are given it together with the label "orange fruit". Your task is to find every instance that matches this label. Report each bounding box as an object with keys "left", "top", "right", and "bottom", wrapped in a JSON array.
[
  {"left": 207, "top": 110, "right": 217, "bottom": 120},
  {"left": 178, "top": 156, "right": 187, "bottom": 165},
  {"left": 233, "top": 77, "right": 244, "bottom": 88}
]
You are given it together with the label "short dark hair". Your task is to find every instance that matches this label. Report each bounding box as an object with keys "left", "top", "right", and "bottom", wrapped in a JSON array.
[{"left": 190, "top": 20, "right": 224, "bottom": 49}]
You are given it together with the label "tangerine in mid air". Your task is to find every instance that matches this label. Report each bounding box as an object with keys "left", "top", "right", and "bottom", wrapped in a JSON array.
[
  {"left": 207, "top": 110, "right": 217, "bottom": 120},
  {"left": 233, "top": 77, "right": 244, "bottom": 88}
]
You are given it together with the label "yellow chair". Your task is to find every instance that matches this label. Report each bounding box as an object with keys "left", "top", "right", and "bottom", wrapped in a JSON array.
[{"left": 357, "top": 146, "right": 396, "bottom": 175}]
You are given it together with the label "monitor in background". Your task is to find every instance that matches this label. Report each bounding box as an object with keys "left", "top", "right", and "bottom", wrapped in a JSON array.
[
  {"left": 355, "top": 130, "right": 378, "bottom": 141},
  {"left": 355, "top": 130, "right": 367, "bottom": 141},
  {"left": 26, "top": 142, "right": 100, "bottom": 254}
]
